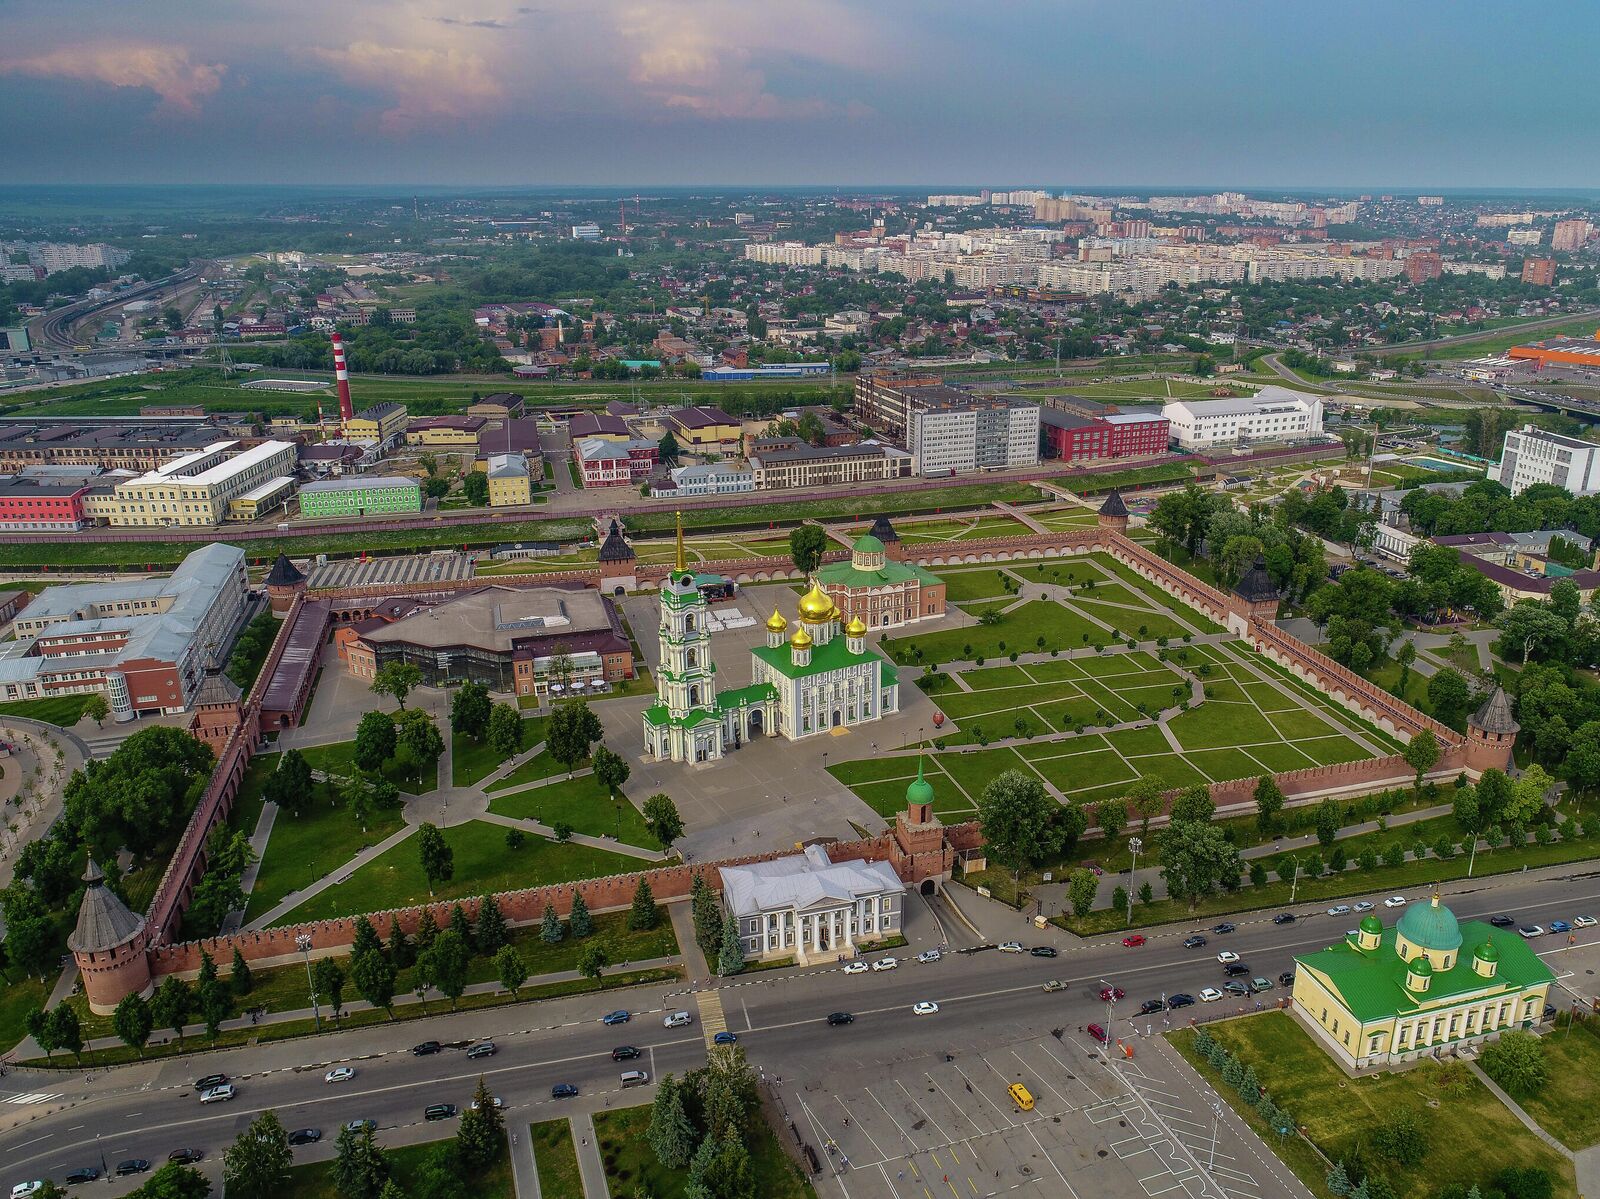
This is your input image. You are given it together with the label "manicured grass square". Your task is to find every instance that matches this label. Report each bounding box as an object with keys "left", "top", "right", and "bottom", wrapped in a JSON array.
[
  {"left": 453, "top": 715, "right": 547, "bottom": 787},
  {"left": 829, "top": 757, "right": 922, "bottom": 786},
  {"left": 959, "top": 663, "right": 1036, "bottom": 690},
  {"left": 1071, "top": 676, "right": 1141, "bottom": 723},
  {"left": 1017, "top": 734, "right": 1109, "bottom": 761},
  {"left": 1029, "top": 750, "right": 1138, "bottom": 796},
  {"left": 1267, "top": 708, "right": 1351, "bottom": 741},
  {"left": 274, "top": 821, "right": 643, "bottom": 925},
  {"left": 1242, "top": 681, "right": 1297, "bottom": 712},
  {"left": 851, "top": 778, "right": 923, "bottom": 818},
  {"left": 1242, "top": 742, "right": 1318, "bottom": 772},
  {"left": 1185, "top": 748, "right": 1266, "bottom": 784},
  {"left": 936, "top": 746, "right": 1030, "bottom": 800},
  {"left": 1166, "top": 704, "right": 1281, "bottom": 751},
  {"left": 1021, "top": 658, "right": 1087, "bottom": 682},
  {"left": 1125, "top": 753, "right": 1212, "bottom": 792},
  {"left": 1028, "top": 696, "right": 1106, "bottom": 731},
  {"left": 486, "top": 744, "right": 584, "bottom": 792},
  {"left": 488, "top": 774, "right": 662, "bottom": 850},
  {"left": 1197, "top": 679, "right": 1251, "bottom": 705},
  {"left": 1105, "top": 725, "right": 1173, "bottom": 757},
  {"left": 1298, "top": 736, "right": 1373, "bottom": 766},
  {"left": 1120, "top": 683, "right": 1190, "bottom": 712},
  {"left": 531, "top": 1119, "right": 584, "bottom": 1199},
  {"left": 885, "top": 600, "right": 1101, "bottom": 665},
  {"left": 300, "top": 731, "right": 432, "bottom": 794},
  {"left": 243, "top": 782, "right": 406, "bottom": 921},
  {"left": 1071, "top": 597, "right": 1194, "bottom": 641},
  {"left": 941, "top": 568, "right": 1017, "bottom": 602}
]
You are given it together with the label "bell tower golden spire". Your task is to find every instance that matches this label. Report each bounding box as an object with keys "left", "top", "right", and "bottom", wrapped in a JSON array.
[{"left": 674, "top": 510, "right": 686, "bottom": 574}]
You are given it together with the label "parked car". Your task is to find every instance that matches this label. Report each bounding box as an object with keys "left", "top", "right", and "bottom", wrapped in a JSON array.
[
  {"left": 842, "top": 961, "right": 868, "bottom": 974},
  {"left": 1168, "top": 994, "right": 1196, "bottom": 1009},
  {"left": 1519, "top": 926, "right": 1545, "bottom": 939},
  {"left": 167, "top": 1151, "right": 203, "bottom": 1166},
  {"left": 912, "top": 1001, "right": 939, "bottom": 1016},
  {"left": 286, "top": 1130, "right": 321, "bottom": 1147},
  {"left": 663, "top": 1011, "right": 693, "bottom": 1028},
  {"left": 602, "top": 1011, "right": 631, "bottom": 1026},
  {"left": 1041, "top": 979, "right": 1065, "bottom": 992},
  {"left": 871, "top": 957, "right": 899, "bottom": 972},
  {"left": 1490, "top": 915, "right": 1516, "bottom": 928},
  {"left": 1250, "top": 977, "right": 1273, "bottom": 994},
  {"left": 411, "top": 1041, "right": 442, "bottom": 1056},
  {"left": 63, "top": 1170, "right": 100, "bottom": 1185},
  {"left": 1383, "top": 896, "right": 1408, "bottom": 908},
  {"left": 1223, "top": 981, "right": 1250, "bottom": 997},
  {"left": 1279, "top": 971, "right": 1295, "bottom": 987},
  {"left": 916, "top": 949, "right": 943, "bottom": 964},
  {"left": 1183, "top": 935, "right": 1208, "bottom": 949},
  {"left": 999, "top": 942, "right": 1024, "bottom": 953},
  {"left": 10, "top": 1185, "right": 42, "bottom": 1199},
  {"left": 345, "top": 1120, "right": 376, "bottom": 1133},
  {"left": 1029, "top": 946, "right": 1058, "bottom": 958},
  {"left": 827, "top": 1012, "right": 854, "bottom": 1026},
  {"left": 466, "top": 1042, "right": 496, "bottom": 1060},
  {"left": 1326, "top": 905, "right": 1351, "bottom": 917},
  {"left": 1211, "top": 922, "right": 1236, "bottom": 934},
  {"left": 1273, "top": 913, "right": 1297, "bottom": 925},
  {"left": 1224, "top": 963, "right": 1250, "bottom": 978},
  {"left": 199, "top": 1084, "right": 234, "bottom": 1105},
  {"left": 551, "top": 1084, "right": 579, "bottom": 1100},
  {"left": 194, "top": 1074, "right": 229, "bottom": 1091},
  {"left": 612, "top": 1046, "right": 641, "bottom": 1061},
  {"left": 424, "top": 1104, "right": 457, "bottom": 1122},
  {"left": 325, "top": 1067, "right": 355, "bottom": 1084},
  {"left": 713, "top": 1031, "right": 738, "bottom": 1045},
  {"left": 1199, "top": 988, "right": 1223, "bottom": 1003},
  {"left": 470, "top": 1096, "right": 504, "bottom": 1111},
  {"left": 1087, "top": 1024, "right": 1111, "bottom": 1043},
  {"left": 1139, "top": 999, "right": 1166, "bottom": 1015},
  {"left": 1575, "top": 916, "right": 1598, "bottom": 928},
  {"left": 1122, "top": 935, "right": 1146, "bottom": 948},
  {"left": 1217, "top": 950, "right": 1241, "bottom": 964},
  {"left": 1550, "top": 920, "right": 1572, "bottom": 934},
  {"left": 1353, "top": 901, "right": 1375, "bottom": 913},
  {"left": 1098, "top": 986, "right": 1126, "bottom": 1002}
]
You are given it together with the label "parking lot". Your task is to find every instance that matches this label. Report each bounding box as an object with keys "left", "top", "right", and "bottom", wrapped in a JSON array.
[{"left": 775, "top": 1029, "right": 1305, "bottom": 1199}]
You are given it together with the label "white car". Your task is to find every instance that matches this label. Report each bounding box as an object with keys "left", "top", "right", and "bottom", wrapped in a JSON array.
[
  {"left": 871, "top": 957, "right": 899, "bottom": 972},
  {"left": 325, "top": 1067, "right": 355, "bottom": 1084},
  {"left": 470, "top": 1096, "right": 504, "bottom": 1110},
  {"left": 1327, "top": 904, "right": 1351, "bottom": 917},
  {"left": 1574, "top": 916, "right": 1597, "bottom": 928},
  {"left": 1216, "top": 950, "right": 1240, "bottom": 964},
  {"left": 1199, "top": 988, "right": 1223, "bottom": 1003},
  {"left": 1383, "top": 896, "right": 1408, "bottom": 909},
  {"left": 842, "top": 961, "right": 868, "bottom": 974},
  {"left": 916, "top": 949, "right": 943, "bottom": 964},
  {"left": 1353, "top": 901, "right": 1375, "bottom": 913},
  {"left": 999, "top": 942, "right": 1024, "bottom": 953},
  {"left": 912, "top": 1001, "right": 939, "bottom": 1016},
  {"left": 1520, "top": 925, "right": 1546, "bottom": 939},
  {"left": 12, "top": 1185, "right": 43, "bottom": 1199},
  {"left": 199, "top": 1084, "right": 235, "bottom": 1104}
]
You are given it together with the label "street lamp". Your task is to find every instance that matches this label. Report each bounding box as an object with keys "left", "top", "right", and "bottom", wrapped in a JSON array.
[
  {"left": 1289, "top": 855, "right": 1301, "bottom": 903},
  {"left": 296, "top": 933, "right": 322, "bottom": 1032},
  {"left": 1126, "top": 837, "right": 1142, "bottom": 925},
  {"left": 1098, "top": 976, "right": 1117, "bottom": 1052}
]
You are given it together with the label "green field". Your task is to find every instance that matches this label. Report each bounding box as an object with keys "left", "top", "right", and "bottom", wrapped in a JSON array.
[
  {"left": 242, "top": 779, "right": 407, "bottom": 921},
  {"left": 0, "top": 694, "right": 95, "bottom": 726},
  {"left": 591, "top": 1104, "right": 812, "bottom": 1199},
  {"left": 487, "top": 773, "right": 663, "bottom": 850},
  {"left": 531, "top": 1119, "right": 585, "bottom": 1199},
  {"left": 284, "top": 1137, "right": 514, "bottom": 1199}
]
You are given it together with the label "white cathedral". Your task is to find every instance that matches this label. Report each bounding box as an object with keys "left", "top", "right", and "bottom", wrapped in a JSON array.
[{"left": 642, "top": 523, "right": 899, "bottom": 764}]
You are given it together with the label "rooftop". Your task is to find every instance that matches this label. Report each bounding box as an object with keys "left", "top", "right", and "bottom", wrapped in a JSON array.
[
  {"left": 360, "top": 585, "right": 624, "bottom": 655},
  {"left": 719, "top": 844, "right": 904, "bottom": 918}
]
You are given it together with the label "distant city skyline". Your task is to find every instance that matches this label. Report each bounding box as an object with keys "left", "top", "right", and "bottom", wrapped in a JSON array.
[{"left": 5, "top": 0, "right": 1598, "bottom": 188}]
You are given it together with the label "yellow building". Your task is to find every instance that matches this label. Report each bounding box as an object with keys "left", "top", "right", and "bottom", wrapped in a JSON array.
[
  {"left": 485, "top": 453, "right": 532, "bottom": 507},
  {"left": 404, "top": 416, "right": 488, "bottom": 446},
  {"left": 666, "top": 406, "right": 741, "bottom": 452},
  {"left": 345, "top": 402, "right": 408, "bottom": 446},
  {"left": 1292, "top": 895, "right": 1554, "bottom": 1071},
  {"left": 104, "top": 441, "right": 298, "bottom": 528}
]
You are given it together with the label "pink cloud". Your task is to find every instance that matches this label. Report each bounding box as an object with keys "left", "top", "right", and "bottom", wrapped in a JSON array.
[
  {"left": 0, "top": 44, "right": 225, "bottom": 116},
  {"left": 313, "top": 42, "right": 504, "bottom": 134}
]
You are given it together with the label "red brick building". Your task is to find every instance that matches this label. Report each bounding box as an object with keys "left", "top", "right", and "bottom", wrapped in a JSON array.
[
  {"left": 0, "top": 475, "right": 91, "bottom": 531},
  {"left": 1040, "top": 409, "right": 1170, "bottom": 462}
]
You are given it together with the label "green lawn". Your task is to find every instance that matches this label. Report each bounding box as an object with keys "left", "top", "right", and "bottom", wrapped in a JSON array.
[
  {"left": 486, "top": 745, "right": 585, "bottom": 792},
  {"left": 531, "top": 1119, "right": 585, "bottom": 1199},
  {"left": 300, "top": 729, "right": 436, "bottom": 794},
  {"left": 242, "top": 781, "right": 407, "bottom": 921},
  {"left": 0, "top": 969, "right": 52, "bottom": 1054},
  {"left": 592, "top": 1104, "right": 813, "bottom": 1199},
  {"left": 487, "top": 774, "right": 663, "bottom": 851},
  {"left": 885, "top": 600, "right": 1101, "bottom": 665},
  {"left": 273, "top": 821, "right": 643, "bottom": 925},
  {"left": 285, "top": 1136, "right": 514, "bottom": 1199},
  {"left": 451, "top": 713, "right": 548, "bottom": 787},
  {"left": 1515, "top": 1014, "right": 1600, "bottom": 1149},
  {"left": 1171, "top": 1014, "right": 1575, "bottom": 1199},
  {"left": 0, "top": 694, "right": 94, "bottom": 726},
  {"left": 940, "top": 568, "right": 1019, "bottom": 602}
]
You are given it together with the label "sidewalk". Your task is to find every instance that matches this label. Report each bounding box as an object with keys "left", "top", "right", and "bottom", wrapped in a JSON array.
[
  {"left": 244, "top": 822, "right": 419, "bottom": 931},
  {"left": 571, "top": 1111, "right": 609, "bottom": 1199}
]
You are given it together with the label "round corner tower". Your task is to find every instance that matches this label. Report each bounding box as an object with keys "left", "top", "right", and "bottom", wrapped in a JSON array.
[
  {"left": 69, "top": 859, "right": 153, "bottom": 1015},
  {"left": 1464, "top": 684, "right": 1518, "bottom": 776}
]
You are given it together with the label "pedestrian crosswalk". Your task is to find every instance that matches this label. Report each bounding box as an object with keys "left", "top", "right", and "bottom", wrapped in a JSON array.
[
  {"left": 694, "top": 990, "right": 729, "bottom": 1047},
  {"left": 3, "top": 1091, "right": 61, "bottom": 1106}
]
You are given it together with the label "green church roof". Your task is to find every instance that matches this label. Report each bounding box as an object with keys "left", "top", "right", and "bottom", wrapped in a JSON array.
[
  {"left": 854, "top": 533, "right": 885, "bottom": 554},
  {"left": 814, "top": 557, "right": 941, "bottom": 590},
  {"left": 1475, "top": 941, "right": 1500, "bottom": 962},
  {"left": 1397, "top": 896, "right": 1463, "bottom": 952},
  {"left": 906, "top": 758, "right": 934, "bottom": 807},
  {"left": 751, "top": 632, "right": 891, "bottom": 681},
  {"left": 1407, "top": 955, "right": 1433, "bottom": 977},
  {"left": 1359, "top": 914, "right": 1383, "bottom": 935}
]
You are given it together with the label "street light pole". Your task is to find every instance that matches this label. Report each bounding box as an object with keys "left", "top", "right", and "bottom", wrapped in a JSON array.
[
  {"left": 1289, "top": 856, "right": 1301, "bottom": 904},
  {"left": 296, "top": 933, "right": 322, "bottom": 1032},
  {"left": 1126, "top": 837, "right": 1142, "bottom": 925}
]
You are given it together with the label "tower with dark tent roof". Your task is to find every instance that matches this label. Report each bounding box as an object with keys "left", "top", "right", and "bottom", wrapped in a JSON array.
[
  {"left": 1232, "top": 554, "right": 1281, "bottom": 623},
  {"left": 264, "top": 552, "right": 307, "bottom": 613},
  {"left": 1465, "top": 684, "right": 1518, "bottom": 774},
  {"left": 868, "top": 514, "right": 904, "bottom": 561},
  {"left": 69, "top": 859, "right": 153, "bottom": 1014},
  {"left": 596, "top": 518, "right": 638, "bottom": 593},
  {"left": 1097, "top": 488, "right": 1129, "bottom": 533}
]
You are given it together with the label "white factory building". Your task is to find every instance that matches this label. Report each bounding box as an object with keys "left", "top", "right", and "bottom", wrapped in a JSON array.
[
  {"left": 1162, "top": 387, "right": 1325, "bottom": 451},
  {"left": 1488, "top": 426, "right": 1600, "bottom": 497}
]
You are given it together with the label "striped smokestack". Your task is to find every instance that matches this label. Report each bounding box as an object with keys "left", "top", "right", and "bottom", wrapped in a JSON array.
[{"left": 331, "top": 332, "right": 354, "bottom": 425}]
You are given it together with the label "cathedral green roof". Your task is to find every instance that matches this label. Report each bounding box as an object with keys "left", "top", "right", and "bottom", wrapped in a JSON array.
[
  {"left": 854, "top": 533, "right": 885, "bottom": 554},
  {"left": 752, "top": 633, "right": 892, "bottom": 681},
  {"left": 814, "top": 556, "right": 940, "bottom": 590},
  {"left": 1397, "top": 897, "right": 1463, "bottom": 952}
]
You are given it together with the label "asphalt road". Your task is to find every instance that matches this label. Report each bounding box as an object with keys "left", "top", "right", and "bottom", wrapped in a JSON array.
[{"left": 5, "top": 863, "right": 1599, "bottom": 1194}]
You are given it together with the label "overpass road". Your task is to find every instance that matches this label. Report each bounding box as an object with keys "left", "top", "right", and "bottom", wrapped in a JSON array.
[{"left": 3, "top": 863, "right": 1598, "bottom": 1194}]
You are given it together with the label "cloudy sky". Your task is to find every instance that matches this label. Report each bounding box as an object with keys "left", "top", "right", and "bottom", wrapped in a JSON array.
[{"left": 5, "top": 0, "right": 1598, "bottom": 188}]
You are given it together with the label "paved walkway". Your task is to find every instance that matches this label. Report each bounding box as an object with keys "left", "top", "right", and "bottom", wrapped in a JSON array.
[
  {"left": 1467, "top": 1060, "right": 1573, "bottom": 1159},
  {"left": 243, "top": 822, "right": 418, "bottom": 931},
  {"left": 670, "top": 897, "right": 711, "bottom": 983},
  {"left": 221, "top": 798, "right": 281, "bottom": 934},
  {"left": 512, "top": 1121, "right": 543, "bottom": 1199},
  {"left": 571, "top": 1111, "right": 609, "bottom": 1198}
]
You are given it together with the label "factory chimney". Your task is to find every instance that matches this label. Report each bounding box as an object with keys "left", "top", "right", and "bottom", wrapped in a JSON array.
[{"left": 331, "top": 332, "right": 354, "bottom": 428}]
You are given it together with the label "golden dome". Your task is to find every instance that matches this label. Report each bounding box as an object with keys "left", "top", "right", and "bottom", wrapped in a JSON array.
[
  {"left": 789, "top": 625, "right": 814, "bottom": 649},
  {"left": 845, "top": 615, "right": 867, "bottom": 637},
  {"left": 797, "top": 582, "right": 836, "bottom": 623},
  {"left": 765, "top": 608, "right": 789, "bottom": 633}
]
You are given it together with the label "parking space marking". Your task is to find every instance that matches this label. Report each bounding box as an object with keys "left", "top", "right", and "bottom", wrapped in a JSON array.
[{"left": 894, "top": 1078, "right": 954, "bottom": 1146}]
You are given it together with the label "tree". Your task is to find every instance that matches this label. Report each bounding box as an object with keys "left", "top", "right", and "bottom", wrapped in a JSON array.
[
  {"left": 83, "top": 692, "right": 110, "bottom": 727},
  {"left": 332, "top": 1121, "right": 390, "bottom": 1199},
  {"left": 1498, "top": 601, "right": 1570, "bottom": 664},
  {"left": 371, "top": 662, "right": 423, "bottom": 710},
  {"left": 658, "top": 429, "right": 681, "bottom": 465},
  {"left": 1170, "top": 784, "right": 1215, "bottom": 825},
  {"left": 261, "top": 746, "right": 314, "bottom": 817},
  {"left": 692, "top": 873, "right": 722, "bottom": 957},
  {"left": 394, "top": 708, "right": 444, "bottom": 776},
  {"left": 152, "top": 976, "right": 193, "bottom": 1042},
  {"left": 1091, "top": 797, "right": 1128, "bottom": 840},
  {"left": 648, "top": 1073, "right": 697, "bottom": 1169},
  {"left": 417, "top": 823, "right": 453, "bottom": 894},
  {"left": 1403, "top": 730, "right": 1441, "bottom": 795},
  {"left": 462, "top": 470, "right": 490, "bottom": 505},
  {"left": 47, "top": 1001, "right": 82, "bottom": 1062},
  {"left": 1504, "top": 764, "right": 1554, "bottom": 827},
  {"left": 541, "top": 905, "right": 564, "bottom": 943},
  {"left": 313, "top": 957, "right": 346, "bottom": 1019},
  {"left": 547, "top": 699, "right": 602, "bottom": 774},
  {"left": 593, "top": 744, "right": 631, "bottom": 800},
  {"left": 717, "top": 911, "right": 744, "bottom": 976},
  {"left": 1067, "top": 868, "right": 1099, "bottom": 918},
  {"left": 788, "top": 524, "right": 829, "bottom": 574},
  {"left": 450, "top": 682, "right": 491, "bottom": 741},
  {"left": 977, "top": 770, "right": 1060, "bottom": 884},
  {"left": 495, "top": 944, "right": 528, "bottom": 997},
  {"left": 1427, "top": 669, "right": 1473, "bottom": 728},
  {"left": 231, "top": 946, "right": 254, "bottom": 997},
  {"left": 1372, "top": 1107, "right": 1429, "bottom": 1166},
  {"left": 578, "top": 942, "right": 609, "bottom": 983},
  {"left": 1254, "top": 776, "right": 1285, "bottom": 835},
  {"left": 619, "top": 880, "right": 659, "bottom": 934},
  {"left": 113, "top": 991, "right": 154, "bottom": 1057},
  {"left": 1157, "top": 820, "right": 1242, "bottom": 911},
  {"left": 1315, "top": 799, "right": 1341, "bottom": 850},
  {"left": 1481, "top": 1030, "right": 1548, "bottom": 1098},
  {"left": 351, "top": 948, "right": 397, "bottom": 1018},
  {"left": 486, "top": 703, "right": 523, "bottom": 759},
  {"left": 1568, "top": 720, "right": 1600, "bottom": 797},
  {"left": 644, "top": 792, "right": 684, "bottom": 846},
  {"left": 449, "top": 901, "right": 475, "bottom": 950},
  {"left": 476, "top": 894, "right": 508, "bottom": 953},
  {"left": 353, "top": 711, "right": 397, "bottom": 773},
  {"left": 458, "top": 1077, "right": 506, "bottom": 1171},
  {"left": 386, "top": 916, "right": 413, "bottom": 969},
  {"left": 425, "top": 929, "right": 471, "bottom": 1007},
  {"left": 569, "top": 891, "right": 593, "bottom": 936},
  {"left": 198, "top": 978, "right": 232, "bottom": 1039},
  {"left": 223, "top": 1111, "right": 293, "bottom": 1199},
  {"left": 127, "top": 1162, "right": 213, "bottom": 1198}
]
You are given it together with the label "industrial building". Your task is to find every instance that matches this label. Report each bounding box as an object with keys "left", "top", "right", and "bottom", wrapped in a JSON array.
[
  {"left": 405, "top": 415, "right": 489, "bottom": 446},
  {"left": 1488, "top": 425, "right": 1600, "bottom": 496},
  {"left": 485, "top": 453, "right": 533, "bottom": 506},
  {"left": 344, "top": 402, "right": 408, "bottom": 447},
  {"left": 298, "top": 475, "right": 422, "bottom": 518},
  {"left": 0, "top": 474, "right": 96, "bottom": 531},
  {"left": 0, "top": 544, "right": 248, "bottom": 720},
  {"left": 1040, "top": 408, "right": 1171, "bottom": 461},
  {"left": 1507, "top": 331, "right": 1600, "bottom": 373},
  {"left": 1162, "top": 387, "right": 1324, "bottom": 450},
  {"left": 101, "top": 440, "right": 298, "bottom": 527}
]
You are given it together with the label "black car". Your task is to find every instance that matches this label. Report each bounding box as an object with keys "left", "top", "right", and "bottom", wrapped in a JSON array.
[
  {"left": 1278, "top": 971, "right": 1295, "bottom": 987},
  {"left": 1168, "top": 993, "right": 1196, "bottom": 1009},
  {"left": 1490, "top": 915, "right": 1516, "bottom": 928},
  {"left": 64, "top": 1168, "right": 100, "bottom": 1185},
  {"left": 424, "top": 1104, "right": 457, "bottom": 1122},
  {"left": 1223, "top": 981, "right": 1250, "bottom": 997},
  {"left": 1272, "top": 912, "right": 1296, "bottom": 925},
  {"left": 551, "top": 1084, "right": 579, "bottom": 1099},
  {"left": 612, "top": 1045, "right": 641, "bottom": 1061},
  {"left": 194, "top": 1073, "right": 229, "bottom": 1091},
  {"left": 287, "top": 1129, "right": 322, "bottom": 1146},
  {"left": 115, "top": 1160, "right": 151, "bottom": 1176},
  {"left": 827, "top": 1011, "right": 855, "bottom": 1026},
  {"left": 1139, "top": 999, "right": 1167, "bottom": 1014},
  {"left": 1029, "top": 945, "right": 1058, "bottom": 958},
  {"left": 1183, "top": 935, "right": 1208, "bottom": 949},
  {"left": 1223, "top": 963, "right": 1250, "bottom": 977},
  {"left": 1212, "top": 922, "right": 1235, "bottom": 934},
  {"left": 1544, "top": 1004, "right": 1558, "bottom": 1021},
  {"left": 412, "top": 1041, "right": 442, "bottom": 1056},
  {"left": 466, "top": 1042, "right": 496, "bottom": 1060},
  {"left": 168, "top": 1149, "right": 204, "bottom": 1165}
]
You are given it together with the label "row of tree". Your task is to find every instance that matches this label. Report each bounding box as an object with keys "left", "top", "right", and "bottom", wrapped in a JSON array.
[{"left": 645, "top": 1047, "right": 771, "bottom": 1199}]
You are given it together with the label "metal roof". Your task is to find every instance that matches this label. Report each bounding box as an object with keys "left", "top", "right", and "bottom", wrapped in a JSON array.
[{"left": 718, "top": 845, "right": 904, "bottom": 919}]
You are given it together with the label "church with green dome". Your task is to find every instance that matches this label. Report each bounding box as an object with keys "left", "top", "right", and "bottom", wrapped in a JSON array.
[
  {"left": 1291, "top": 894, "right": 1555, "bottom": 1071},
  {"left": 813, "top": 520, "right": 947, "bottom": 630}
]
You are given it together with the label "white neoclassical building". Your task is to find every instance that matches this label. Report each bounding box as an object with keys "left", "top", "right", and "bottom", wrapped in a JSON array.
[{"left": 720, "top": 844, "right": 906, "bottom": 965}]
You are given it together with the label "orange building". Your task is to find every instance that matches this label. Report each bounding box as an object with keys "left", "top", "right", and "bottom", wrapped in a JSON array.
[
  {"left": 1507, "top": 331, "right": 1600, "bottom": 370},
  {"left": 1521, "top": 257, "right": 1556, "bottom": 286}
]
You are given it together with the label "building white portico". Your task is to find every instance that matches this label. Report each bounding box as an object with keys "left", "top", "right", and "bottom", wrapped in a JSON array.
[{"left": 719, "top": 844, "right": 906, "bottom": 965}]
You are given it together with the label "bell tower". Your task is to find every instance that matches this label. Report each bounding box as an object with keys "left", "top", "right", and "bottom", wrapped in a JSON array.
[{"left": 656, "top": 512, "right": 717, "bottom": 722}]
